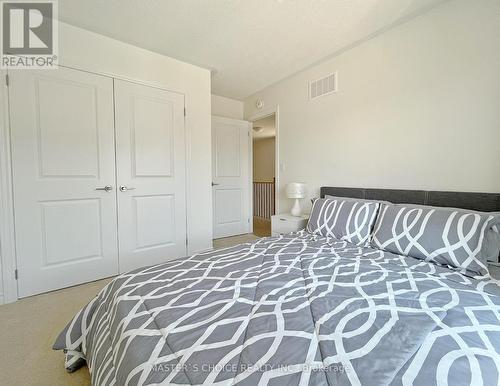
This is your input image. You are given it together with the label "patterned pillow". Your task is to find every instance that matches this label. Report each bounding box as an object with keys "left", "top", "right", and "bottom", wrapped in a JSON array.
[
  {"left": 325, "top": 194, "right": 391, "bottom": 206},
  {"left": 306, "top": 198, "right": 380, "bottom": 246},
  {"left": 371, "top": 204, "right": 500, "bottom": 277},
  {"left": 486, "top": 217, "right": 500, "bottom": 263}
]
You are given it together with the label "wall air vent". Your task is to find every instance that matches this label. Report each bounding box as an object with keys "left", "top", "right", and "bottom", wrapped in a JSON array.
[{"left": 309, "top": 72, "right": 337, "bottom": 100}]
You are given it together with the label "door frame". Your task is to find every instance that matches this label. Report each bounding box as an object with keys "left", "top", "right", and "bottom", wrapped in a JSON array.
[
  {"left": 211, "top": 115, "right": 253, "bottom": 236},
  {"left": 0, "top": 65, "right": 190, "bottom": 304},
  {"left": 0, "top": 69, "right": 17, "bottom": 304},
  {"left": 247, "top": 105, "right": 280, "bottom": 215}
]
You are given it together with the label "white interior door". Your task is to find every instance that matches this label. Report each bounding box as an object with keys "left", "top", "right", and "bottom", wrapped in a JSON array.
[
  {"left": 212, "top": 117, "right": 251, "bottom": 239},
  {"left": 9, "top": 67, "right": 119, "bottom": 298},
  {"left": 114, "top": 80, "right": 187, "bottom": 272}
]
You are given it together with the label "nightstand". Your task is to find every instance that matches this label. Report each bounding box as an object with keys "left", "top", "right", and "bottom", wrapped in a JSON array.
[{"left": 271, "top": 214, "right": 309, "bottom": 236}]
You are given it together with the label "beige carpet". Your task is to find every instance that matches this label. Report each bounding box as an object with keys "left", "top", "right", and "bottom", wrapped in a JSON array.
[
  {"left": 0, "top": 278, "right": 110, "bottom": 385},
  {"left": 0, "top": 234, "right": 257, "bottom": 386},
  {"left": 213, "top": 233, "right": 259, "bottom": 248}
]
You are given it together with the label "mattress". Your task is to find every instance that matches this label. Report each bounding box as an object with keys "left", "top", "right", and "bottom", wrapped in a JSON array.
[{"left": 54, "top": 232, "right": 500, "bottom": 385}]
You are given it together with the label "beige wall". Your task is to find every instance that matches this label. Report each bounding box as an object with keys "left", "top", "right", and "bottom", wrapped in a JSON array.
[
  {"left": 253, "top": 138, "right": 276, "bottom": 182},
  {"left": 244, "top": 0, "right": 500, "bottom": 214},
  {"left": 211, "top": 94, "right": 244, "bottom": 120},
  {"left": 0, "top": 69, "right": 7, "bottom": 303}
]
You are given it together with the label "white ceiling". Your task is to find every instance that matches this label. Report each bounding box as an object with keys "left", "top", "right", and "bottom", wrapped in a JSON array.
[
  {"left": 58, "top": 0, "right": 445, "bottom": 99},
  {"left": 253, "top": 115, "right": 276, "bottom": 140}
]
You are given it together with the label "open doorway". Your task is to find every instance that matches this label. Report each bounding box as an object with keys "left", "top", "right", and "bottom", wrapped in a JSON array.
[{"left": 252, "top": 114, "right": 276, "bottom": 236}]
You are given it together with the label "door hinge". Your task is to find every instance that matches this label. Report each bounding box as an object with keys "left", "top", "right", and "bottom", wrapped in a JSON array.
[
  {"left": 184, "top": 107, "right": 186, "bottom": 117},
  {"left": 5, "top": 74, "right": 9, "bottom": 87},
  {"left": 14, "top": 269, "right": 18, "bottom": 280}
]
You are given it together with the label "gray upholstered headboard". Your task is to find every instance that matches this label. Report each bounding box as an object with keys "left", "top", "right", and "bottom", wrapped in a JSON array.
[{"left": 319, "top": 187, "right": 500, "bottom": 213}]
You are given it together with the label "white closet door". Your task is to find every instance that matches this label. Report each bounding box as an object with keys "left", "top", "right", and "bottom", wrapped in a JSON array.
[
  {"left": 212, "top": 117, "right": 251, "bottom": 239},
  {"left": 114, "top": 80, "right": 187, "bottom": 272},
  {"left": 9, "top": 67, "right": 119, "bottom": 298}
]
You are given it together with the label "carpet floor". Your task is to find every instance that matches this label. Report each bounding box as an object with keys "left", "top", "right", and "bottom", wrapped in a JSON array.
[{"left": 0, "top": 234, "right": 257, "bottom": 386}]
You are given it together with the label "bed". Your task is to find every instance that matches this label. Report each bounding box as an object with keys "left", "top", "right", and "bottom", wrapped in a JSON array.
[{"left": 54, "top": 187, "right": 500, "bottom": 386}]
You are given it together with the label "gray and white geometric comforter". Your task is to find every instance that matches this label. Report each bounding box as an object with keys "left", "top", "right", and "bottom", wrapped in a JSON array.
[{"left": 54, "top": 232, "right": 500, "bottom": 386}]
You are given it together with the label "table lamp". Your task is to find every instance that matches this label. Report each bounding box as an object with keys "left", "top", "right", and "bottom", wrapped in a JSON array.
[{"left": 285, "top": 183, "right": 306, "bottom": 216}]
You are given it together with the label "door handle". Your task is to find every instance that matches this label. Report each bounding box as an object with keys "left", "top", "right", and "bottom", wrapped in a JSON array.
[
  {"left": 212, "top": 182, "right": 220, "bottom": 186},
  {"left": 95, "top": 185, "right": 113, "bottom": 192},
  {"left": 119, "top": 186, "right": 136, "bottom": 192}
]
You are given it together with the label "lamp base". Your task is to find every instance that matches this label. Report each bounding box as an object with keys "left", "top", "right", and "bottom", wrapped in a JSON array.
[{"left": 290, "top": 198, "right": 302, "bottom": 217}]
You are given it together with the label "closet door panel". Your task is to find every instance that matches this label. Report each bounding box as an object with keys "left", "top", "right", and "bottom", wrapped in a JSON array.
[
  {"left": 114, "top": 80, "right": 187, "bottom": 272},
  {"left": 9, "top": 67, "right": 119, "bottom": 297}
]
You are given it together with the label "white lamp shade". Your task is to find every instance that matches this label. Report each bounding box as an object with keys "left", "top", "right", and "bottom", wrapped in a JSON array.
[{"left": 285, "top": 183, "right": 306, "bottom": 199}]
